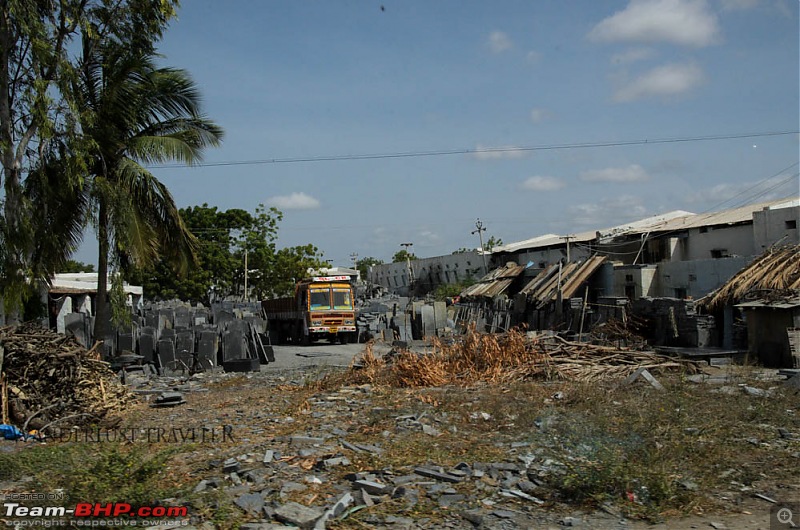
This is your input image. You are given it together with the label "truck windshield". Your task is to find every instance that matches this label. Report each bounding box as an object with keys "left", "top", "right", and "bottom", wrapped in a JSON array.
[
  {"left": 309, "top": 289, "right": 331, "bottom": 310},
  {"left": 333, "top": 289, "right": 352, "bottom": 310}
]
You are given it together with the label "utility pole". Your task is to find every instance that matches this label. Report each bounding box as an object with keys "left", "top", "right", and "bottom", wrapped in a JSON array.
[
  {"left": 560, "top": 235, "right": 574, "bottom": 263},
  {"left": 472, "top": 218, "right": 488, "bottom": 274},
  {"left": 243, "top": 248, "right": 248, "bottom": 302},
  {"left": 350, "top": 252, "right": 359, "bottom": 283}
]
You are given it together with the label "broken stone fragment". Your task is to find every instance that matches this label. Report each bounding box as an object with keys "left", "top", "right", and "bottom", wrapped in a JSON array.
[
  {"left": 274, "top": 502, "right": 324, "bottom": 530},
  {"left": 414, "top": 467, "right": 464, "bottom": 483}
]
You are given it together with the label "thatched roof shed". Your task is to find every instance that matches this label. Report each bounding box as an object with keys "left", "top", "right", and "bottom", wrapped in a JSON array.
[{"left": 699, "top": 245, "right": 800, "bottom": 311}]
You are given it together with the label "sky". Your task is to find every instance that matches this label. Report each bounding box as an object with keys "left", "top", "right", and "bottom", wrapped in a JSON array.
[{"left": 73, "top": 0, "right": 800, "bottom": 267}]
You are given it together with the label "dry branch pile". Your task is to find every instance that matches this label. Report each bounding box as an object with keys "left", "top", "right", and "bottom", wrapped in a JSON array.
[
  {"left": 350, "top": 326, "right": 699, "bottom": 388},
  {"left": 589, "top": 317, "right": 649, "bottom": 348},
  {"left": 0, "top": 323, "right": 134, "bottom": 432}
]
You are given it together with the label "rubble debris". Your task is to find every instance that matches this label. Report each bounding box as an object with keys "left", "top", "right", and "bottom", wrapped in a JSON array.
[
  {"left": 0, "top": 323, "right": 133, "bottom": 430},
  {"left": 151, "top": 391, "right": 186, "bottom": 408},
  {"left": 622, "top": 367, "right": 665, "bottom": 391}
]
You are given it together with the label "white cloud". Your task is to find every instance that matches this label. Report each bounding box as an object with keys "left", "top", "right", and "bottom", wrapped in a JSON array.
[
  {"left": 613, "top": 62, "right": 706, "bottom": 102},
  {"left": 418, "top": 229, "right": 442, "bottom": 245},
  {"left": 686, "top": 175, "right": 798, "bottom": 204},
  {"left": 265, "top": 192, "right": 320, "bottom": 210},
  {"left": 568, "top": 196, "right": 648, "bottom": 227},
  {"left": 526, "top": 50, "right": 542, "bottom": 63},
  {"left": 588, "top": 0, "right": 720, "bottom": 47},
  {"left": 521, "top": 176, "right": 565, "bottom": 191},
  {"left": 472, "top": 144, "right": 528, "bottom": 160},
  {"left": 530, "top": 107, "right": 549, "bottom": 123},
  {"left": 580, "top": 164, "right": 651, "bottom": 182},
  {"left": 487, "top": 31, "right": 513, "bottom": 53},
  {"left": 611, "top": 47, "right": 655, "bottom": 64}
]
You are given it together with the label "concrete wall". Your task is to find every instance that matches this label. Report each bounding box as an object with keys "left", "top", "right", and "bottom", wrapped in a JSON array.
[
  {"left": 682, "top": 224, "right": 755, "bottom": 261},
  {"left": 369, "top": 251, "right": 483, "bottom": 294},
  {"left": 744, "top": 307, "right": 798, "bottom": 367},
  {"left": 753, "top": 205, "right": 799, "bottom": 252},
  {"left": 504, "top": 245, "right": 592, "bottom": 268},
  {"left": 613, "top": 265, "right": 658, "bottom": 300},
  {"left": 656, "top": 256, "right": 752, "bottom": 299}
]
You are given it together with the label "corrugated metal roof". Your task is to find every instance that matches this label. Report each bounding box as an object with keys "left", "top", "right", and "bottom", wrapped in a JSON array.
[
  {"left": 615, "top": 197, "right": 799, "bottom": 237},
  {"left": 736, "top": 298, "right": 800, "bottom": 309},
  {"left": 50, "top": 274, "right": 143, "bottom": 295},
  {"left": 489, "top": 196, "right": 798, "bottom": 254},
  {"left": 561, "top": 255, "right": 606, "bottom": 299},
  {"left": 492, "top": 232, "right": 595, "bottom": 254},
  {"left": 460, "top": 263, "right": 525, "bottom": 298},
  {"left": 520, "top": 255, "right": 606, "bottom": 306}
]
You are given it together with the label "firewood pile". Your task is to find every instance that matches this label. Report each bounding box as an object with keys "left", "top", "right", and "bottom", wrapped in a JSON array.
[
  {"left": 589, "top": 317, "right": 649, "bottom": 349},
  {"left": 533, "top": 333, "right": 697, "bottom": 382},
  {"left": 349, "top": 326, "right": 700, "bottom": 388},
  {"left": 0, "top": 323, "right": 134, "bottom": 432}
]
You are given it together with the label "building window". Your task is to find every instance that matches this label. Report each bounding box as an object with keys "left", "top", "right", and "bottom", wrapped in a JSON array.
[
  {"left": 625, "top": 274, "right": 634, "bottom": 282},
  {"left": 710, "top": 249, "right": 727, "bottom": 259},
  {"left": 699, "top": 226, "right": 708, "bottom": 233},
  {"left": 689, "top": 274, "right": 697, "bottom": 282},
  {"left": 786, "top": 220, "right": 797, "bottom": 229},
  {"left": 674, "top": 288, "right": 687, "bottom": 299}
]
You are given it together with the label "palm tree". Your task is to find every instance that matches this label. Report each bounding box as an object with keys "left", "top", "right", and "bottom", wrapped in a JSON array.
[{"left": 75, "top": 42, "right": 223, "bottom": 341}]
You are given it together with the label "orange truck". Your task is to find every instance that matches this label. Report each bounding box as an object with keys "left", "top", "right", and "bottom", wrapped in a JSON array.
[{"left": 262, "top": 276, "right": 357, "bottom": 345}]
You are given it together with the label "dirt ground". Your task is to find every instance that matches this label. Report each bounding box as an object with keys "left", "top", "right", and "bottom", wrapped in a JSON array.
[{"left": 131, "top": 341, "right": 797, "bottom": 529}]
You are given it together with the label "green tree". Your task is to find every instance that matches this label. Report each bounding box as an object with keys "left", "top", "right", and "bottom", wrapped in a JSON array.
[
  {"left": 266, "top": 245, "right": 326, "bottom": 298},
  {"left": 0, "top": 0, "right": 179, "bottom": 321},
  {"left": 75, "top": 42, "right": 223, "bottom": 338},
  {"left": 60, "top": 260, "right": 95, "bottom": 273},
  {"left": 392, "top": 250, "right": 417, "bottom": 263},
  {"left": 356, "top": 257, "right": 383, "bottom": 281},
  {"left": 484, "top": 236, "right": 503, "bottom": 252}
]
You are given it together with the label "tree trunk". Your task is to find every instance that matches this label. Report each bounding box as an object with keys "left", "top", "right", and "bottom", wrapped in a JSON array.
[
  {"left": 93, "top": 201, "right": 111, "bottom": 346},
  {"left": 0, "top": 10, "right": 20, "bottom": 325},
  {"left": 1, "top": 167, "right": 23, "bottom": 325}
]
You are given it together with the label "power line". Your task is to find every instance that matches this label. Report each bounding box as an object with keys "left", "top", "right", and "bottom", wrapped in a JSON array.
[
  {"left": 572, "top": 169, "right": 799, "bottom": 256},
  {"left": 148, "top": 130, "right": 798, "bottom": 169}
]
